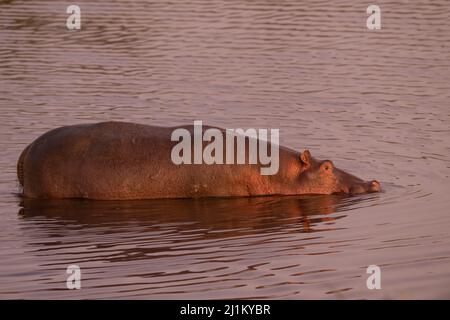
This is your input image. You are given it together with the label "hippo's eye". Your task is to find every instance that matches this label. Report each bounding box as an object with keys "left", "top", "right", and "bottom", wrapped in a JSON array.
[{"left": 321, "top": 161, "right": 333, "bottom": 172}]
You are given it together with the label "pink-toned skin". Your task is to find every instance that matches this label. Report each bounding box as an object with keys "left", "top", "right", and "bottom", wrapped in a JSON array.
[{"left": 17, "top": 121, "right": 381, "bottom": 200}]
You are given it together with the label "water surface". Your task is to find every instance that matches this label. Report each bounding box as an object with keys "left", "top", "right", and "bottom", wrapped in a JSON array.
[{"left": 0, "top": 0, "right": 450, "bottom": 299}]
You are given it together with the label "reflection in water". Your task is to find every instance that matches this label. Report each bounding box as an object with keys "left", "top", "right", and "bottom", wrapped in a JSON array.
[
  {"left": 1, "top": 0, "right": 450, "bottom": 299},
  {"left": 12, "top": 195, "right": 363, "bottom": 299},
  {"left": 19, "top": 195, "right": 353, "bottom": 240}
]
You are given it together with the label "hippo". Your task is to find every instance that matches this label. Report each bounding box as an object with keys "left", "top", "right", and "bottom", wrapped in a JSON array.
[{"left": 17, "top": 121, "right": 381, "bottom": 200}]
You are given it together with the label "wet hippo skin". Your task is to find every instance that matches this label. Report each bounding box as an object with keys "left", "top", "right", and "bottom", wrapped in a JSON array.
[{"left": 17, "top": 121, "right": 381, "bottom": 200}]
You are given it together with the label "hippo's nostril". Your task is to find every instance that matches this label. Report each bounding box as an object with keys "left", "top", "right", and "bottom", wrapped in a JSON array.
[{"left": 370, "top": 180, "right": 381, "bottom": 192}]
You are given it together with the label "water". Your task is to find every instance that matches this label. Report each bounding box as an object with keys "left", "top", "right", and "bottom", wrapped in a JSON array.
[{"left": 1, "top": 0, "right": 450, "bottom": 299}]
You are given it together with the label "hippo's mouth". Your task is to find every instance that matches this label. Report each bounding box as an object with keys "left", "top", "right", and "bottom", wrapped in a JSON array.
[{"left": 347, "top": 180, "right": 381, "bottom": 195}]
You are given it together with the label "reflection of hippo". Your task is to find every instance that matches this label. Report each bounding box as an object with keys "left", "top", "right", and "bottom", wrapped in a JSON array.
[
  {"left": 19, "top": 195, "right": 351, "bottom": 235},
  {"left": 17, "top": 121, "right": 381, "bottom": 200}
]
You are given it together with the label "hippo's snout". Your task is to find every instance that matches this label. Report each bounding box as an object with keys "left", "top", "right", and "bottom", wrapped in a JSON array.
[
  {"left": 349, "top": 180, "right": 381, "bottom": 195},
  {"left": 369, "top": 180, "right": 381, "bottom": 192},
  {"left": 297, "top": 151, "right": 382, "bottom": 196}
]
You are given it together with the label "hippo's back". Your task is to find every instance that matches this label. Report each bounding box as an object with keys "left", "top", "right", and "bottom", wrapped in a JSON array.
[{"left": 19, "top": 122, "right": 175, "bottom": 199}]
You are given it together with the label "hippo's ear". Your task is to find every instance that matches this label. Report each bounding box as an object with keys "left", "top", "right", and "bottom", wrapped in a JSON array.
[{"left": 300, "top": 149, "right": 311, "bottom": 168}]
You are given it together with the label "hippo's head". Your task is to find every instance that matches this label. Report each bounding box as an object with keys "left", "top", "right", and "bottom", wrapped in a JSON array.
[{"left": 296, "top": 150, "right": 381, "bottom": 195}]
